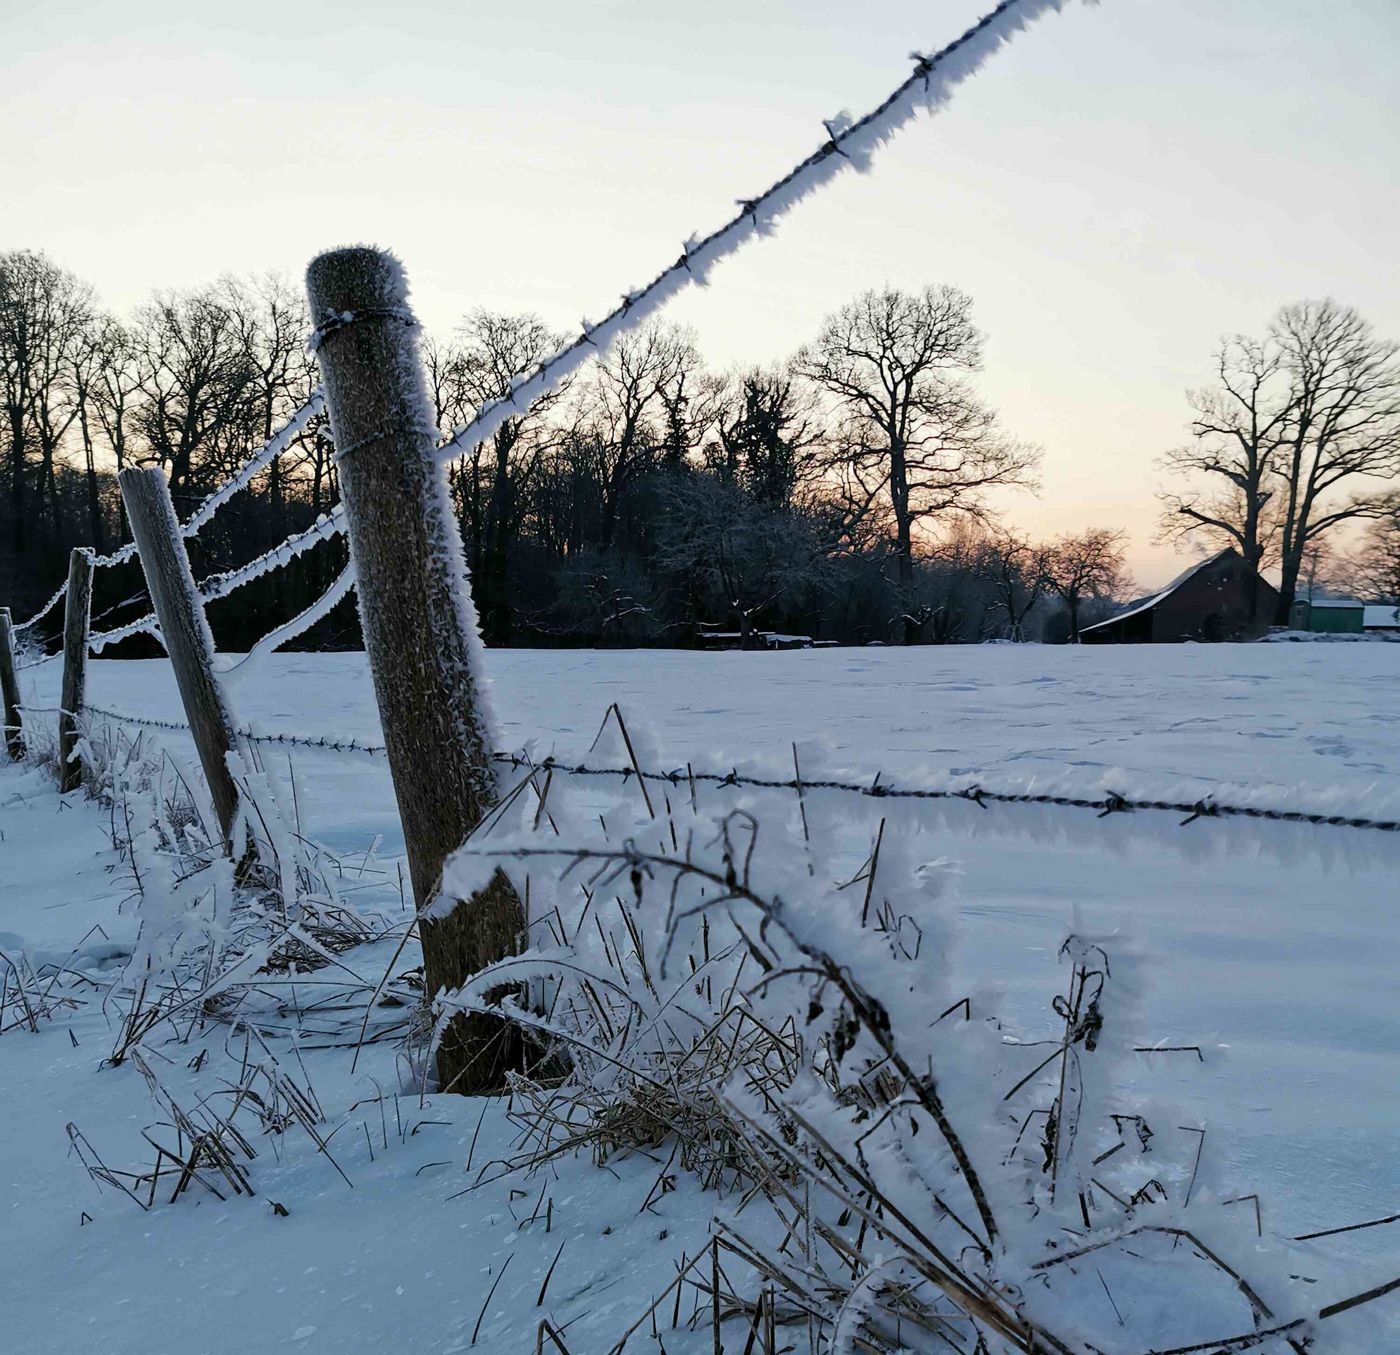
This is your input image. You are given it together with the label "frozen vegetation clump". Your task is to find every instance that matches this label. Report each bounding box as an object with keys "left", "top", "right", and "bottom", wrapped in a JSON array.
[{"left": 439, "top": 742, "right": 1397, "bottom": 1353}]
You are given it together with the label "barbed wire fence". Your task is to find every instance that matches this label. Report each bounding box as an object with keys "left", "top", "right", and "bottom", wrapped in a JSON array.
[
  {"left": 0, "top": 0, "right": 1390, "bottom": 888},
  {"left": 6, "top": 4, "right": 1400, "bottom": 1343},
  {"left": 16, "top": 701, "right": 1400, "bottom": 842},
  {"left": 8, "top": 0, "right": 1081, "bottom": 662}
]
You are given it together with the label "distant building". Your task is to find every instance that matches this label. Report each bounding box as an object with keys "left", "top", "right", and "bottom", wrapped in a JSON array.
[
  {"left": 1081, "top": 549, "right": 1278, "bottom": 644},
  {"left": 1285, "top": 599, "right": 1400, "bottom": 634},
  {"left": 1364, "top": 604, "right": 1400, "bottom": 633},
  {"left": 1289, "top": 598, "right": 1365, "bottom": 634}
]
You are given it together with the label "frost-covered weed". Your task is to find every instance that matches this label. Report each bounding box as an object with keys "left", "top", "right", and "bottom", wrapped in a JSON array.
[
  {"left": 61, "top": 717, "right": 415, "bottom": 1210},
  {"left": 437, "top": 756, "right": 1394, "bottom": 1353}
]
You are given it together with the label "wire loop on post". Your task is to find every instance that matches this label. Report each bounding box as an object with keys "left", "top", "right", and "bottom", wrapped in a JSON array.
[
  {"left": 307, "top": 306, "right": 419, "bottom": 353},
  {"left": 332, "top": 424, "right": 438, "bottom": 465}
]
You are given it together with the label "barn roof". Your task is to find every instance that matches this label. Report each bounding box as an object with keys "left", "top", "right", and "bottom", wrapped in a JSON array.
[
  {"left": 1365, "top": 604, "right": 1400, "bottom": 628},
  {"left": 1081, "top": 549, "right": 1235, "bottom": 635}
]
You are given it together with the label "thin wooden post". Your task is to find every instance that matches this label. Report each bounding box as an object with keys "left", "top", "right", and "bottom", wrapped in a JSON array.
[
  {"left": 306, "top": 246, "right": 525, "bottom": 1095},
  {"left": 118, "top": 466, "right": 242, "bottom": 850},
  {"left": 0, "top": 607, "right": 23, "bottom": 761},
  {"left": 58, "top": 548, "right": 94, "bottom": 792}
]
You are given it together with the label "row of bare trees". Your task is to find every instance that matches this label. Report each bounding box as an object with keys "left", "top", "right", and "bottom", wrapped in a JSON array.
[
  {"left": 1159, "top": 298, "right": 1400, "bottom": 622},
  {"left": 4, "top": 249, "right": 1138, "bottom": 649},
  {"left": 1, "top": 251, "right": 337, "bottom": 646}
]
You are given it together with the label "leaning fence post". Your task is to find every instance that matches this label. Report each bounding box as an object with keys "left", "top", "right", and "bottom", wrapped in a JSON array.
[
  {"left": 118, "top": 466, "right": 243, "bottom": 851},
  {"left": 0, "top": 607, "right": 23, "bottom": 761},
  {"left": 306, "top": 246, "right": 525, "bottom": 1095},
  {"left": 58, "top": 548, "right": 94, "bottom": 792}
]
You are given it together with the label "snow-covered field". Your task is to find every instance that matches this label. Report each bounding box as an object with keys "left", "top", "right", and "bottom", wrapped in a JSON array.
[{"left": 4, "top": 644, "right": 1399, "bottom": 1351}]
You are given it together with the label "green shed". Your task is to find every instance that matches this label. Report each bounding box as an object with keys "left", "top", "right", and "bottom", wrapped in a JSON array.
[{"left": 1296, "top": 598, "right": 1366, "bottom": 634}]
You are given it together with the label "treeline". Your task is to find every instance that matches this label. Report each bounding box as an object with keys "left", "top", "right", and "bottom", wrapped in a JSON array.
[{"left": 4, "top": 249, "right": 1135, "bottom": 652}]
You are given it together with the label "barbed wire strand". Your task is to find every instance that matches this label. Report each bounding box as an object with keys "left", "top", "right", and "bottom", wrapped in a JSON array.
[
  {"left": 197, "top": 509, "right": 345, "bottom": 603},
  {"left": 223, "top": 563, "right": 357, "bottom": 681},
  {"left": 13, "top": 391, "right": 325, "bottom": 633},
  {"left": 87, "top": 510, "right": 346, "bottom": 652},
  {"left": 16, "top": 0, "right": 1070, "bottom": 639},
  {"left": 432, "top": 0, "right": 1075, "bottom": 464},
  {"left": 25, "top": 703, "right": 1400, "bottom": 838},
  {"left": 176, "top": 390, "right": 326, "bottom": 541}
]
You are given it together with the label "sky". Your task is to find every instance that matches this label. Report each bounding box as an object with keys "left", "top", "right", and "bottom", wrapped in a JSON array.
[{"left": 4, "top": 0, "right": 1398, "bottom": 587}]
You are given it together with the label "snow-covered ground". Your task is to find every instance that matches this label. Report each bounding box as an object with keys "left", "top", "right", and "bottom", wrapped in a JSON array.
[{"left": 4, "top": 644, "right": 1399, "bottom": 1350}]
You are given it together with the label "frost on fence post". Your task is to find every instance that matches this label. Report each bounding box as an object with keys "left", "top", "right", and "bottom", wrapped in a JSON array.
[
  {"left": 0, "top": 607, "right": 23, "bottom": 760},
  {"left": 58, "top": 547, "right": 94, "bottom": 793},
  {"left": 118, "top": 466, "right": 244, "bottom": 852},
  {"left": 305, "top": 246, "right": 526, "bottom": 1096}
]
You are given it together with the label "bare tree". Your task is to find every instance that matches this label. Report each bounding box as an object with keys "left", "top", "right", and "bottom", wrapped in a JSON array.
[
  {"left": 1157, "top": 332, "right": 1287, "bottom": 624},
  {"left": 0, "top": 251, "right": 94, "bottom": 553},
  {"left": 221, "top": 274, "right": 317, "bottom": 545},
  {"left": 566, "top": 322, "right": 709, "bottom": 550},
  {"left": 131, "top": 287, "right": 258, "bottom": 500},
  {"left": 446, "top": 310, "right": 568, "bottom": 643},
  {"left": 976, "top": 531, "right": 1049, "bottom": 640},
  {"left": 1043, "top": 529, "right": 1130, "bottom": 642},
  {"left": 1338, "top": 496, "right": 1400, "bottom": 612},
  {"left": 709, "top": 366, "right": 821, "bottom": 508},
  {"left": 656, "top": 471, "right": 830, "bottom": 648},
  {"left": 1271, "top": 300, "right": 1400, "bottom": 618},
  {"left": 798, "top": 286, "right": 1038, "bottom": 643},
  {"left": 918, "top": 524, "right": 998, "bottom": 644},
  {"left": 90, "top": 316, "right": 140, "bottom": 477},
  {"left": 68, "top": 315, "right": 114, "bottom": 552},
  {"left": 1161, "top": 301, "right": 1400, "bottom": 623},
  {"left": 1, "top": 252, "right": 38, "bottom": 556}
]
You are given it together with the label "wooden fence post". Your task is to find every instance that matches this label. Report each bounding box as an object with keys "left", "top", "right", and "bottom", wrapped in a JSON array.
[
  {"left": 118, "top": 466, "right": 243, "bottom": 851},
  {"left": 58, "top": 548, "right": 94, "bottom": 793},
  {"left": 306, "top": 246, "right": 525, "bottom": 1095},
  {"left": 0, "top": 607, "right": 23, "bottom": 761}
]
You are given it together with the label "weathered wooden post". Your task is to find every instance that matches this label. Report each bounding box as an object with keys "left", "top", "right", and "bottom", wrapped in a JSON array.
[
  {"left": 0, "top": 607, "right": 23, "bottom": 761},
  {"left": 118, "top": 467, "right": 243, "bottom": 850},
  {"left": 58, "top": 548, "right": 94, "bottom": 792},
  {"left": 306, "top": 246, "right": 525, "bottom": 1094}
]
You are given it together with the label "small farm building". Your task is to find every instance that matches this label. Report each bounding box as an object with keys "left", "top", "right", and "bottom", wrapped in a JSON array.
[
  {"left": 1286, "top": 600, "right": 1400, "bottom": 634},
  {"left": 1288, "top": 598, "right": 1365, "bottom": 634},
  {"left": 1081, "top": 549, "right": 1278, "bottom": 644}
]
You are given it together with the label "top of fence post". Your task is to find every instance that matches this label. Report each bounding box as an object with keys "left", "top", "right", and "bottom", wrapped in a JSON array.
[{"left": 306, "top": 245, "right": 524, "bottom": 1094}]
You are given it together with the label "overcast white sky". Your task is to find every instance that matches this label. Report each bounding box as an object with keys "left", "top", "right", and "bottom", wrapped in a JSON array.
[{"left": 5, "top": 0, "right": 1398, "bottom": 586}]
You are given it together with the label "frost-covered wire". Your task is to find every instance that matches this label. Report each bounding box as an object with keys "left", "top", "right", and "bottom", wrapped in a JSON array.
[
  {"left": 92, "top": 392, "right": 326, "bottom": 567},
  {"left": 177, "top": 391, "right": 326, "bottom": 540},
  {"left": 15, "top": 392, "right": 326, "bottom": 632},
  {"left": 222, "top": 564, "right": 356, "bottom": 684},
  {"left": 492, "top": 755, "right": 1400, "bottom": 835},
  {"left": 86, "top": 510, "right": 344, "bottom": 651},
  {"left": 27, "top": 699, "right": 1400, "bottom": 840},
  {"left": 434, "top": 0, "right": 1082, "bottom": 462},
  {"left": 197, "top": 510, "right": 345, "bottom": 604},
  {"left": 22, "top": 703, "right": 387, "bottom": 758},
  {"left": 12, "top": 578, "right": 70, "bottom": 634},
  {"left": 89, "top": 613, "right": 164, "bottom": 655}
]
